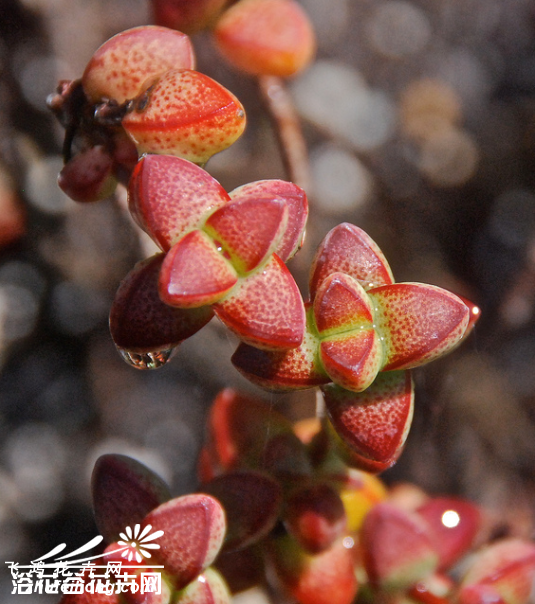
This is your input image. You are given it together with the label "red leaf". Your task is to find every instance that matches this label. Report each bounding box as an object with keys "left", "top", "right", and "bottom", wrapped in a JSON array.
[
  {"left": 309, "top": 223, "right": 394, "bottom": 300},
  {"left": 284, "top": 483, "right": 347, "bottom": 554},
  {"left": 459, "top": 539, "right": 535, "bottom": 604},
  {"left": 231, "top": 305, "right": 329, "bottom": 390},
  {"left": 82, "top": 25, "right": 195, "bottom": 103},
  {"left": 361, "top": 502, "right": 439, "bottom": 591},
  {"left": 110, "top": 253, "right": 213, "bottom": 353},
  {"left": 319, "top": 329, "right": 383, "bottom": 392},
  {"left": 417, "top": 496, "right": 482, "bottom": 571},
  {"left": 122, "top": 69, "right": 246, "bottom": 164},
  {"left": 213, "top": 0, "right": 316, "bottom": 77},
  {"left": 369, "top": 283, "right": 470, "bottom": 370},
  {"left": 128, "top": 155, "right": 230, "bottom": 251},
  {"left": 200, "top": 470, "right": 283, "bottom": 552},
  {"left": 206, "top": 388, "right": 294, "bottom": 471},
  {"left": 268, "top": 534, "right": 358, "bottom": 604},
  {"left": 159, "top": 230, "right": 238, "bottom": 308},
  {"left": 322, "top": 371, "right": 414, "bottom": 470},
  {"left": 204, "top": 198, "right": 287, "bottom": 274},
  {"left": 91, "top": 454, "right": 171, "bottom": 543},
  {"left": 229, "top": 179, "right": 308, "bottom": 262},
  {"left": 152, "top": 0, "right": 230, "bottom": 35},
  {"left": 143, "top": 494, "right": 226, "bottom": 590},
  {"left": 214, "top": 254, "right": 305, "bottom": 350}
]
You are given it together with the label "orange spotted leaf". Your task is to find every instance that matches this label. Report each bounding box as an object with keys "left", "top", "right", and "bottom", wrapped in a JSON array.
[
  {"left": 122, "top": 69, "right": 246, "bottom": 164},
  {"left": 82, "top": 26, "right": 195, "bottom": 103}
]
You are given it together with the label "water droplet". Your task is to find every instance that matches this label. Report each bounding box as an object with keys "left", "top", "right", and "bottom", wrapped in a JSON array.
[{"left": 118, "top": 348, "right": 175, "bottom": 370}]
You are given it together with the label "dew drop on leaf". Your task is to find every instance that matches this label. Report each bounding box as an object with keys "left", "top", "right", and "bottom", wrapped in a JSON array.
[{"left": 117, "top": 348, "right": 175, "bottom": 369}]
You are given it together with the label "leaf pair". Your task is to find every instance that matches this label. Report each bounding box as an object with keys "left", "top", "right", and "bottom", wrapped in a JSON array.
[{"left": 110, "top": 155, "right": 308, "bottom": 364}]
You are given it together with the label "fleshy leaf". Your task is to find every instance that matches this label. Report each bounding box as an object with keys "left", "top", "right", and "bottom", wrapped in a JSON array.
[
  {"left": 152, "top": 0, "right": 230, "bottom": 34},
  {"left": 213, "top": 0, "right": 316, "bottom": 77},
  {"left": 229, "top": 179, "right": 308, "bottom": 262},
  {"left": 110, "top": 253, "right": 213, "bottom": 353},
  {"left": 309, "top": 223, "right": 394, "bottom": 300},
  {"left": 206, "top": 388, "right": 294, "bottom": 471},
  {"left": 322, "top": 371, "right": 414, "bottom": 472},
  {"left": 261, "top": 432, "right": 313, "bottom": 482},
  {"left": 313, "top": 273, "right": 375, "bottom": 336},
  {"left": 143, "top": 494, "right": 226, "bottom": 590},
  {"left": 175, "top": 568, "right": 231, "bottom": 604},
  {"left": 200, "top": 470, "right": 283, "bottom": 552},
  {"left": 214, "top": 254, "right": 305, "bottom": 350},
  {"left": 267, "top": 533, "right": 358, "bottom": 604},
  {"left": 417, "top": 496, "right": 482, "bottom": 571},
  {"left": 361, "top": 502, "right": 439, "bottom": 592},
  {"left": 319, "top": 329, "right": 383, "bottom": 392},
  {"left": 458, "top": 539, "right": 535, "bottom": 604},
  {"left": 82, "top": 25, "right": 195, "bottom": 103},
  {"left": 338, "top": 469, "right": 388, "bottom": 533},
  {"left": 231, "top": 304, "right": 329, "bottom": 391},
  {"left": 122, "top": 69, "right": 246, "bottom": 164},
  {"left": 284, "top": 483, "right": 347, "bottom": 554},
  {"left": 128, "top": 154, "right": 230, "bottom": 251},
  {"left": 204, "top": 198, "right": 288, "bottom": 274},
  {"left": 91, "top": 454, "right": 171, "bottom": 543},
  {"left": 369, "top": 283, "right": 470, "bottom": 371},
  {"left": 159, "top": 230, "right": 238, "bottom": 308}
]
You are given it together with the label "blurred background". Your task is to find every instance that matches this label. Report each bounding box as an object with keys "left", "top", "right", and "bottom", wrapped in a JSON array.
[{"left": 2, "top": 0, "right": 535, "bottom": 600}]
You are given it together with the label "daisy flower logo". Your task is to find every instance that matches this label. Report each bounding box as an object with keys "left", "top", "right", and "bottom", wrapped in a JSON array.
[{"left": 117, "top": 524, "right": 164, "bottom": 563}]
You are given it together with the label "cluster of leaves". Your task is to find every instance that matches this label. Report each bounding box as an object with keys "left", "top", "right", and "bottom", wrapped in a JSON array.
[
  {"left": 48, "top": 16, "right": 479, "bottom": 473},
  {"left": 63, "top": 390, "right": 535, "bottom": 604}
]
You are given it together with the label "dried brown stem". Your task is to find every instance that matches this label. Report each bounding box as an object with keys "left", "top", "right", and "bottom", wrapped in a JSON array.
[{"left": 257, "top": 75, "right": 311, "bottom": 193}]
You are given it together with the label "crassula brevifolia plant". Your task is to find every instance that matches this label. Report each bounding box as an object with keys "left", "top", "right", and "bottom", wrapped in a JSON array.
[{"left": 44, "top": 2, "right": 535, "bottom": 604}]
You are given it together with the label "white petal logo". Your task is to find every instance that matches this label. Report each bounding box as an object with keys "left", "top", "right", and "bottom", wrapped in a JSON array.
[{"left": 117, "top": 524, "right": 164, "bottom": 563}]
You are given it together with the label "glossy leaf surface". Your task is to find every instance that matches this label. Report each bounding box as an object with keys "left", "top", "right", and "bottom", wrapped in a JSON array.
[
  {"left": 122, "top": 69, "right": 246, "bottom": 164},
  {"left": 128, "top": 154, "right": 230, "bottom": 251},
  {"left": 92, "top": 454, "right": 171, "bottom": 543},
  {"left": 82, "top": 26, "right": 195, "bottom": 103},
  {"left": 143, "top": 494, "right": 226, "bottom": 590}
]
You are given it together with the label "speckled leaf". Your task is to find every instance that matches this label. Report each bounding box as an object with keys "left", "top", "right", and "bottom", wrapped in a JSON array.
[
  {"left": 267, "top": 533, "right": 358, "bottom": 604},
  {"left": 309, "top": 223, "right": 394, "bottom": 300},
  {"left": 122, "top": 69, "right": 246, "bottom": 164},
  {"left": 284, "top": 483, "right": 347, "bottom": 554},
  {"left": 110, "top": 253, "right": 213, "bottom": 352},
  {"left": 204, "top": 198, "right": 287, "bottom": 274},
  {"left": 92, "top": 454, "right": 171, "bottom": 543},
  {"left": 213, "top": 0, "right": 316, "bottom": 77},
  {"left": 214, "top": 254, "right": 305, "bottom": 350},
  {"left": 313, "top": 273, "right": 375, "bottom": 336},
  {"left": 82, "top": 26, "right": 195, "bottom": 103},
  {"left": 458, "top": 539, "right": 535, "bottom": 604},
  {"left": 229, "top": 179, "right": 308, "bottom": 262},
  {"left": 231, "top": 304, "right": 329, "bottom": 390},
  {"left": 159, "top": 230, "right": 238, "bottom": 308},
  {"left": 361, "top": 502, "right": 439, "bottom": 592},
  {"left": 143, "top": 494, "right": 226, "bottom": 590},
  {"left": 200, "top": 470, "right": 283, "bottom": 552},
  {"left": 322, "top": 371, "right": 414, "bottom": 471},
  {"left": 369, "top": 283, "right": 470, "bottom": 371},
  {"left": 128, "top": 155, "right": 230, "bottom": 251},
  {"left": 176, "top": 568, "right": 230, "bottom": 604},
  {"left": 319, "top": 329, "right": 383, "bottom": 392}
]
